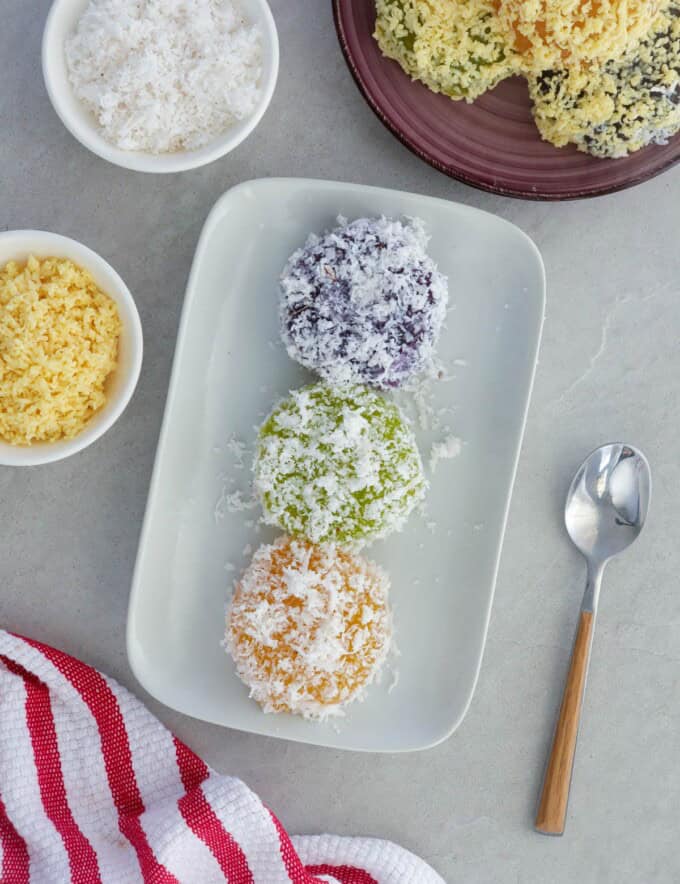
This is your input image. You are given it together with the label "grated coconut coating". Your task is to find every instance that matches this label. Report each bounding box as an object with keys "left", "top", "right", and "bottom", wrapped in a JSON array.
[
  {"left": 254, "top": 384, "right": 427, "bottom": 546},
  {"left": 280, "top": 216, "right": 448, "bottom": 390},
  {"left": 225, "top": 536, "right": 392, "bottom": 719}
]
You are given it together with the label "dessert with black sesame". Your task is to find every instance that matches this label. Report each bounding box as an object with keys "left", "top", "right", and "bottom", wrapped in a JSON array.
[{"left": 529, "top": 3, "right": 680, "bottom": 158}]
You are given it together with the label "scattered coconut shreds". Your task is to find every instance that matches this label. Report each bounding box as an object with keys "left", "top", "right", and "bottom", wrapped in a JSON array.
[
  {"left": 394, "top": 374, "right": 433, "bottom": 431},
  {"left": 394, "top": 358, "right": 453, "bottom": 432},
  {"left": 413, "top": 380, "right": 435, "bottom": 431},
  {"left": 214, "top": 436, "right": 256, "bottom": 522},
  {"left": 225, "top": 536, "right": 392, "bottom": 720},
  {"left": 386, "top": 637, "right": 401, "bottom": 696},
  {"left": 280, "top": 216, "right": 449, "bottom": 390},
  {"left": 215, "top": 487, "right": 257, "bottom": 523},
  {"left": 65, "top": 0, "right": 264, "bottom": 154},
  {"left": 226, "top": 435, "right": 247, "bottom": 469},
  {"left": 429, "top": 434, "right": 463, "bottom": 472}
]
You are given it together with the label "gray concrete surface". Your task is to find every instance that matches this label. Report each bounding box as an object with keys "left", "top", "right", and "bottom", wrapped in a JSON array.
[{"left": 2, "top": 2, "right": 680, "bottom": 881}]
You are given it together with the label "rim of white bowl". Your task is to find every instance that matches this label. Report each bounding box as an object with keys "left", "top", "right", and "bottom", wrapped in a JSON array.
[
  {"left": 41, "top": 0, "right": 280, "bottom": 174},
  {"left": 0, "top": 230, "right": 143, "bottom": 466}
]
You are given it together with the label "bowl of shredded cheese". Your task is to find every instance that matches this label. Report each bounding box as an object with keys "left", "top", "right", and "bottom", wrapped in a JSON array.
[
  {"left": 42, "top": 0, "right": 279, "bottom": 173},
  {"left": 0, "top": 230, "right": 143, "bottom": 465}
]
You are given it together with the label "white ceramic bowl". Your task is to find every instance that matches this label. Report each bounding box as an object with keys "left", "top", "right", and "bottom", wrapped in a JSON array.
[
  {"left": 0, "top": 231, "right": 143, "bottom": 466},
  {"left": 42, "top": 0, "right": 279, "bottom": 174}
]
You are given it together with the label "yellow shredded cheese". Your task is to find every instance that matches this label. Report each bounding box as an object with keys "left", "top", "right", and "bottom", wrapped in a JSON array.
[
  {"left": 528, "top": 3, "right": 680, "bottom": 156},
  {"left": 374, "top": 0, "right": 517, "bottom": 102},
  {"left": 495, "top": 0, "right": 661, "bottom": 70},
  {"left": 0, "top": 256, "right": 121, "bottom": 446}
]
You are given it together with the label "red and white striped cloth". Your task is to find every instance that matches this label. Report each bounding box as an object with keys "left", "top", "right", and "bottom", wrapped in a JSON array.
[{"left": 0, "top": 631, "right": 443, "bottom": 884}]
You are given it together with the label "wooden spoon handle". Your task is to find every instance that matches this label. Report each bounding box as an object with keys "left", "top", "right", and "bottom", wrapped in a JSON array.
[{"left": 535, "top": 609, "right": 595, "bottom": 836}]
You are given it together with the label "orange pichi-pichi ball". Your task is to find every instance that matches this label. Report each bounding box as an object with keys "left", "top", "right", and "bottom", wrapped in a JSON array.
[
  {"left": 495, "top": 0, "right": 660, "bottom": 70},
  {"left": 225, "top": 536, "right": 392, "bottom": 720}
]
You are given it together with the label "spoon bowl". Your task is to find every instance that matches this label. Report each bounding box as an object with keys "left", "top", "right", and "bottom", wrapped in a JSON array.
[{"left": 565, "top": 443, "right": 651, "bottom": 565}]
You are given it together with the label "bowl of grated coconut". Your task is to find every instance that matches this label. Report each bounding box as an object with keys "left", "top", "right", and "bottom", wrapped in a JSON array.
[{"left": 42, "top": 0, "right": 279, "bottom": 173}]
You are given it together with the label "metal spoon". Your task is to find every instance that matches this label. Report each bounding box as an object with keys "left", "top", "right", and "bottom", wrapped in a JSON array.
[{"left": 535, "top": 443, "right": 651, "bottom": 836}]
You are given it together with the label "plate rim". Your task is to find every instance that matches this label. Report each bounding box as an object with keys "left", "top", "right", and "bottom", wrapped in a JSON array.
[
  {"left": 126, "top": 177, "right": 546, "bottom": 752},
  {"left": 331, "top": 0, "right": 680, "bottom": 201}
]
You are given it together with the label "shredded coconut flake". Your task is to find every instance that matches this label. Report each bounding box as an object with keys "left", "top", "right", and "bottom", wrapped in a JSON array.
[
  {"left": 429, "top": 435, "right": 463, "bottom": 472},
  {"left": 214, "top": 487, "right": 257, "bottom": 522},
  {"left": 394, "top": 358, "right": 451, "bottom": 432},
  {"left": 65, "top": 0, "right": 264, "bottom": 153},
  {"left": 214, "top": 436, "right": 256, "bottom": 521},
  {"left": 226, "top": 435, "right": 247, "bottom": 469}
]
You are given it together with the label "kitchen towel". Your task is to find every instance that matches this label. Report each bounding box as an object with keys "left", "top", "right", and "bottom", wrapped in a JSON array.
[{"left": 0, "top": 631, "right": 443, "bottom": 884}]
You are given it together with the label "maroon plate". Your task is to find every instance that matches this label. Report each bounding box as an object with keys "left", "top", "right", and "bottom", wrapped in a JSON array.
[{"left": 333, "top": 0, "right": 680, "bottom": 200}]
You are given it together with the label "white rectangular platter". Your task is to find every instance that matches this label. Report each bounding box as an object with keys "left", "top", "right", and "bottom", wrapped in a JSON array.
[{"left": 127, "top": 178, "right": 545, "bottom": 752}]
